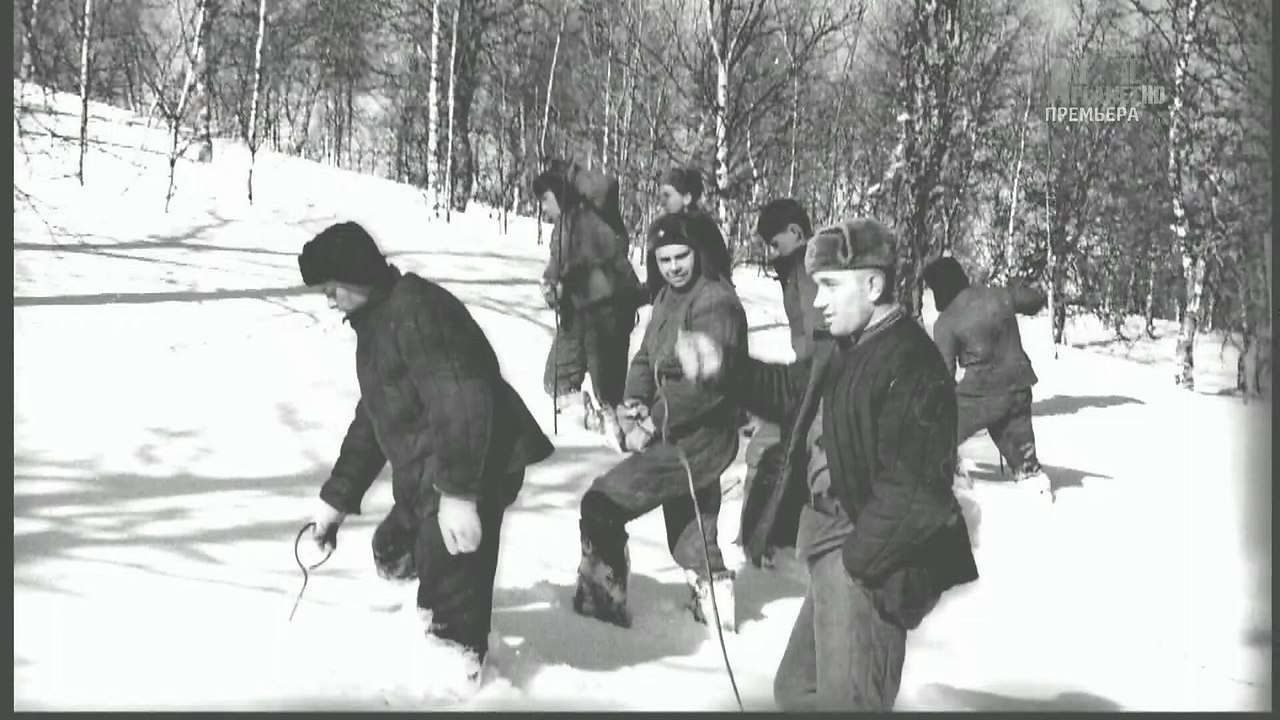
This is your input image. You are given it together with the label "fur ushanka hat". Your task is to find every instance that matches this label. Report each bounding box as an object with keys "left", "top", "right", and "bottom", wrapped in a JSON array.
[{"left": 804, "top": 218, "right": 898, "bottom": 277}]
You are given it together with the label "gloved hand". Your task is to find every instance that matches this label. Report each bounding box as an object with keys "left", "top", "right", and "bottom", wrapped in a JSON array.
[
  {"left": 437, "top": 494, "right": 482, "bottom": 555},
  {"left": 540, "top": 279, "right": 561, "bottom": 309},
  {"left": 311, "top": 499, "right": 346, "bottom": 553}
]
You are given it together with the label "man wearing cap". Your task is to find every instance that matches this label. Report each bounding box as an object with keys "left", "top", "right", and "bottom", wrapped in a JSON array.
[
  {"left": 647, "top": 166, "right": 734, "bottom": 301},
  {"left": 533, "top": 159, "right": 644, "bottom": 450},
  {"left": 298, "top": 221, "right": 554, "bottom": 696},
  {"left": 673, "top": 218, "right": 978, "bottom": 710},
  {"left": 737, "top": 198, "right": 826, "bottom": 569},
  {"left": 572, "top": 212, "right": 748, "bottom": 634}
]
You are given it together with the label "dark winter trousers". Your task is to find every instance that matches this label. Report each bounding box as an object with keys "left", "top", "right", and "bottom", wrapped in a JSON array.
[
  {"left": 370, "top": 480, "right": 517, "bottom": 661},
  {"left": 580, "top": 427, "right": 738, "bottom": 577},
  {"left": 543, "top": 299, "right": 636, "bottom": 407},
  {"left": 956, "top": 387, "right": 1041, "bottom": 477},
  {"left": 773, "top": 549, "right": 908, "bottom": 711}
]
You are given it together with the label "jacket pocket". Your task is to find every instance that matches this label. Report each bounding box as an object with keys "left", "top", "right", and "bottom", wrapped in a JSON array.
[{"left": 870, "top": 565, "right": 937, "bottom": 630}]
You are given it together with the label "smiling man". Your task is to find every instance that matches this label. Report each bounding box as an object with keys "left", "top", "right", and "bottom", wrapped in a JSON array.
[
  {"left": 672, "top": 218, "right": 978, "bottom": 711},
  {"left": 644, "top": 166, "right": 734, "bottom": 301},
  {"left": 572, "top": 212, "right": 747, "bottom": 634}
]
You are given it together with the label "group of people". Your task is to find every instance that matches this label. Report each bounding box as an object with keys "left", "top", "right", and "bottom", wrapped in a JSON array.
[{"left": 294, "top": 158, "right": 1051, "bottom": 710}]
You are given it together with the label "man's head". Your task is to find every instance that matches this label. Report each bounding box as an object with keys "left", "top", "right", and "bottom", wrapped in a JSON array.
[
  {"left": 532, "top": 161, "right": 577, "bottom": 222},
  {"left": 658, "top": 167, "right": 704, "bottom": 214},
  {"left": 649, "top": 213, "right": 699, "bottom": 289},
  {"left": 298, "top": 221, "right": 394, "bottom": 316},
  {"left": 921, "top": 256, "right": 971, "bottom": 314},
  {"left": 804, "top": 218, "right": 899, "bottom": 337},
  {"left": 755, "top": 198, "right": 812, "bottom": 258}
]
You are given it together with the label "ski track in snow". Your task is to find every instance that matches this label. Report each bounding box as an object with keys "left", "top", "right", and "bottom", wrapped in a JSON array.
[{"left": 13, "top": 81, "right": 1272, "bottom": 711}]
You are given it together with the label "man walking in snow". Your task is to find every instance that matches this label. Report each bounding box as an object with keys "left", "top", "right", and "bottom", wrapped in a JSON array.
[
  {"left": 299, "top": 221, "right": 554, "bottom": 695},
  {"left": 737, "top": 198, "right": 825, "bottom": 569},
  {"left": 644, "top": 166, "right": 734, "bottom": 301},
  {"left": 572, "top": 212, "right": 747, "bottom": 633},
  {"left": 921, "top": 256, "right": 1052, "bottom": 499},
  {"left": 534, "top": 159, "right": 644, "bottom": 449},
  {"left": 673, "top": 218, "right": 978, "bottom": 711}
]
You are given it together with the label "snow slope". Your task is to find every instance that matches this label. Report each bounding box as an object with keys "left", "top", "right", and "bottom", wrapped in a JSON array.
[{"left": 13, "top": 82, "right": 1271, "bottom": 711}]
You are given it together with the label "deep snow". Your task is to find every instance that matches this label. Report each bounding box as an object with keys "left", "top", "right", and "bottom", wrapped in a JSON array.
[{"left": 12, "top": 82, "right": 1272, "bottom": 711}]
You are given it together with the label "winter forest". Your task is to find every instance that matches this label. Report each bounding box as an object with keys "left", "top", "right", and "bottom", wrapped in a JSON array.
[
  {"left": 12, "top": 0, "right": 1274, "bottom": 711},
  {"left": 12, "top": 0, "right": 1272, "bottom": 395}
]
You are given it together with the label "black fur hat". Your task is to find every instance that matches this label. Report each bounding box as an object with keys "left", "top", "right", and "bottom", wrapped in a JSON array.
[
  {"left": 531, "top": 160, "right": 582, "bottom": 211},
  {"left": 297, "top": 221, "right": 395, "bottom": 288},
  {"left": 756, "top": 198, "right": 813, "bottom": 243},
  {"left": 645, "top": 213, "right": 723, "bottom": 283},
  {"left": 659, "top": 167, "right": 705, "bottom": 202},
  {"left": 921, "top": 256, "right": 971, "bottom": 312}
]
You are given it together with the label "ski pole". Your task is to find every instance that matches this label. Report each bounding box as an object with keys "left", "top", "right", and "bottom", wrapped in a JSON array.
[
  {"left": 288, "top": 522, "right": 336, "bottom": 622},
  {"left": 656, "top": 369, "right": 743, "bottom": 712}
]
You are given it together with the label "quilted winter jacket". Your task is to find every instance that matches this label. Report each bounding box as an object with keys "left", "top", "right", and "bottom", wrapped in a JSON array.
[
  {"left": 728, "top": 311, "right": 979, "bottom": 629},
  {"left": 320, "top": 270, "right": 554, "bottom": 515},
  {"left": 932, "top": 284, "right": 1046, "bottom": 397},
  {"left": 626, "top": 275, "right": 747, "bottom": 440}
]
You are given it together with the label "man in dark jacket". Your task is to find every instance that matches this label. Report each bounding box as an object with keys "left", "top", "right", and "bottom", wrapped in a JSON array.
[
  {"left": 921, "top": 257, "right": 1051, "bottom": 499},
  {"left": 534, "top": 160, "right": 644, "bottom": 449},
  {"left": 674, "top": 218, "right": 978, "bottom": 710},
  {"left": 645, "top": 166, "right": 734, "bottom": 301},
  {"left": 573, "top": 212, "right": 748, "bottom": 634},
  {"left": 299, "top": 221, "right": 555, "bottom": 695},
  {"left": 737, "top": 198, "right": 824, "bottom": 568}
]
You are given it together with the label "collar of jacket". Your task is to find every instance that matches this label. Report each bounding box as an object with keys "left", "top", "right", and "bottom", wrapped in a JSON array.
[
  {"left": 768, "top": 245, "right": 806, "bottom": 279},
  {"left": 835, "top": 304, "right": 907, "bottom": 351},
  {"left": 344, "top": 265, "right": 403, "bottom": 329}
]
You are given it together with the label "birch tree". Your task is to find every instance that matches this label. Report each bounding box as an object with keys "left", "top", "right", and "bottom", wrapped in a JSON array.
[
  {"left": 444, "top": 0, "right": 460, "bottom": 221},
  {"left": 20, "top": 0, "right": 41, "bottom": 82},
  {"left": 427, "top": 0, "right": 443, "bottom": 212},
  {"left": 246, "top": 0, "right": 268, "bottom": 203},
  {"left": 163, "top": 0, "right": 210, "bottom": 212},
  {"left": 77, "top": 0, "right": 94, "bottom": 186}
]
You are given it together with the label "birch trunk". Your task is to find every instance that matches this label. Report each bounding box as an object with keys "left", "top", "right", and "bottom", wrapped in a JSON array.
[
  {"left": 77, "top": 0, "right": 93, "bottom": 186},
  {"left": 22, "top": 0, "right": 41, "bottom": 82},
  {"left": 199, "top": 0, "right": 217, "bottom": 161},
  {"left": 499, "top": 72, "right": 508, "bottom": 234},
  {"left": 444, "top": 0, "right": 459, "bottom": 220},
  {"left": 705, "top": 1, "right": 731, "bottom": 244},
  {"left": 427, "top": 0, "right": 442, "bottom": 210},
  {"left": 246, "top": 0, "right": 268, "bottom": 203},
  {"left": 166, "top": 0, "right": 209, "bottom": 212},
  {"left": 601, "top": 4, "right": 613, "bottom": 170},
  {"left": 619, "top": 4, "right": 643, "bottom": 182},
  {"left": 1004, "top": 76, "right": 1033, "bottom": 279},
  {"left": 1167, "top": 0, "right": 1202, "bottom": 389},
  {"left": 539, "top": 10, "right": 566, "bottom": 159}
]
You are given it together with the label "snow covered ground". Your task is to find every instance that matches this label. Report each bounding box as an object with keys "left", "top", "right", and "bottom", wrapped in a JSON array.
[{"left": 13, "top": 82, "right": 1272, "bottom": 711}]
